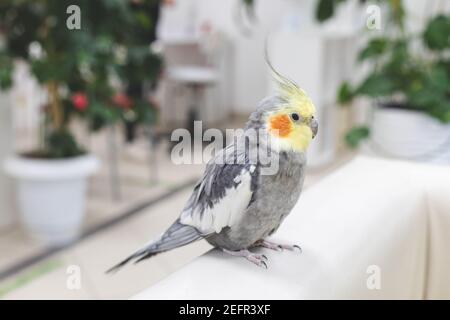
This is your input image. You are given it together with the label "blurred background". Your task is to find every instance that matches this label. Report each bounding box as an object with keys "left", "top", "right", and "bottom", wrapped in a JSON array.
[{"left": 0, "top": 0, "right": 448, "bottom": 299}]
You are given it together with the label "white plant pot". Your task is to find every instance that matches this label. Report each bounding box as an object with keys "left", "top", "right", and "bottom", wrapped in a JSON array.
[
  {"left": 369, "top": 107, "right": 450, "bottom": 164},
  {"left": 3, "top": 154, "right": 99, "bottom": 246}
]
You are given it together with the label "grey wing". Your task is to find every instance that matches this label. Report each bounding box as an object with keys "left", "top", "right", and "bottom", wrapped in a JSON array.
[{"left": 180, "top": 145, "right": 259, "bottom": 234}]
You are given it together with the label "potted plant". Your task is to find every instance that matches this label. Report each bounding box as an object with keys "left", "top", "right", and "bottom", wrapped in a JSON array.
[
  {"left": 331, "top": 2, "right": 450, "bottom": 162},
  {"left": 244, "top": 0, "right": 450, "bottom": 162},
  {"left": 0, "top": 1, "right": 162, "bottom": 246}
]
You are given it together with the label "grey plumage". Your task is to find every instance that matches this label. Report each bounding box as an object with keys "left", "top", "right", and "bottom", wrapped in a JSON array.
[
  {"left": 106, "top": 94, "right": 309, "bottom": 272},
  {"left": 106, "top": 219, "right": 202, "bottom": 273}
]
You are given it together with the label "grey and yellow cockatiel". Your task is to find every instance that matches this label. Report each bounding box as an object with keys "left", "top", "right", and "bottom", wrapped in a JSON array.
[{"left": 107, "top": 62, "right": 318, "bottom": 272}]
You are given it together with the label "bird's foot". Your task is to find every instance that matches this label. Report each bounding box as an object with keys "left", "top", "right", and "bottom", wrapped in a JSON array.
[
  {"left": 222, "top": 249, "right": 268, "bottom": 269},
  {"left": 254, "top": 239, "right": 302, "bottom": 253}
]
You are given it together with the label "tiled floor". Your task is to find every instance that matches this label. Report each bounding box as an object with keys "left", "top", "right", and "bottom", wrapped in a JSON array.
[{"left": 0, "top": 118, "right": 354, "bottom": 299}]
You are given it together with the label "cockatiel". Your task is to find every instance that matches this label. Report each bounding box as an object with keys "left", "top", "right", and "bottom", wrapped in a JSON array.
[{"left": 107, "top": 60, "right": 318, "bottom": 272}]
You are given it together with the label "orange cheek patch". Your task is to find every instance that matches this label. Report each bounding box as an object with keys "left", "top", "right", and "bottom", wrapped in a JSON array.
[{"left": 269, "top": 114, "right": 292, "bottom": 137}]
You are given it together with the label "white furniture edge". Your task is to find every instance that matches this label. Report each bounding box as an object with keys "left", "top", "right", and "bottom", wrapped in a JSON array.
[{"left": 134, "top": 156, "right": 450, "bottom": 299}]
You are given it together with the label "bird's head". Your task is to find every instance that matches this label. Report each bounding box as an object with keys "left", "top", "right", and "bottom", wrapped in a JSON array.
[{"left": 263, "top": 63, "right": 318, "bottom": 153}]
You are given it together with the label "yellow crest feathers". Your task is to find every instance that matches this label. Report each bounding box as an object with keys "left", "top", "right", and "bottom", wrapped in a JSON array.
[{"left": 265, "top": 45, "right": 315, "bottom": 118}]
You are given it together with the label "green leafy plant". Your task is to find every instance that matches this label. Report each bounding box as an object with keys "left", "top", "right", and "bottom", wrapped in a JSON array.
[
  {"left": 323, "top": 1, "right": 450, "bottom": 147},
  {"left": 0, "top": 0, "right": 163, "bottom": 158},
  {"left": 243, "top": 0, "right": 449, "bottom": 148}
]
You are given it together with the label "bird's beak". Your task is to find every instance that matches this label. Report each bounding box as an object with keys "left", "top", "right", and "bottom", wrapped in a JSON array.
[{"left": 310, "top": 118, "right": 318, "bottom": 139}]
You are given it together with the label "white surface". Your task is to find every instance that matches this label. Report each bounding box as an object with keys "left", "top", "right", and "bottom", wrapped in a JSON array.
[
  {"left": 135, "top": 156, "right": 450, "bottom": 299},
  {"left": 4, "top": 154, "right": 99, "bottom": 180},
  {"left": 168, "top": 66, "right": 217, "bottom": 84},
  {"left": 3, "top": 155, "right": 99, "bottom": 246}
]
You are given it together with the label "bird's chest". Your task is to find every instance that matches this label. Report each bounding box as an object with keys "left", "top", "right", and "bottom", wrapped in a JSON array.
[
  {"left": 255, "top": 165, "right": 304, "bottom": 221},
  {"left": 244, "top": 153, "right": 305, "bottom": 234}
]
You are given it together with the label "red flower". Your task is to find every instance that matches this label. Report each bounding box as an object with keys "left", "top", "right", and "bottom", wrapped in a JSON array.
[
  {"left": 113, "top": 93, "right": 133, "bottom": 109},
  {"left": 71, "top": 92, "right": 89, "bottom": 111}
]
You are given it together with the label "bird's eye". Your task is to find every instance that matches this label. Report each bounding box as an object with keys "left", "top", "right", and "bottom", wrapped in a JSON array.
[{"left": 291, "top": 113, "right": 300, "bottom": 121}]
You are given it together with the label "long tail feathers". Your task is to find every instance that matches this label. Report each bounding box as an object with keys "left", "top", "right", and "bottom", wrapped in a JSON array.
[{"left": 106, "top": 220, "right": 202, "bottom": 274}]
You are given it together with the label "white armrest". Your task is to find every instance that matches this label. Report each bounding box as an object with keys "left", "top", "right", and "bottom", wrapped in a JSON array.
[
  {"left": 423, "top": 175, "right": 450, "bottom": 299},
  {"left": 135, "top": 156, "right": 450, "bottom": 299}
]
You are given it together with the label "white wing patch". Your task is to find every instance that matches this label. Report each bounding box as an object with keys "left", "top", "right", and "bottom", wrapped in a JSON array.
[{"left": 180, "top": 168, "right": 253, "bottom": 234}]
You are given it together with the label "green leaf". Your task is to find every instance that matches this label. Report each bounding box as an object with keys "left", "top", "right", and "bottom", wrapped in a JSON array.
[
  {"left": 441, "top": 110, "right": 450, "bottom": 123},
  {"left": 337, "top": 82, "right": 354, "bottom": 104},
  {"left": 386, "top": 39, "right": 409, "bottom": 68},
  {"left": 316, "top": 0, "right": 335, "bottom": 22},
  {"left": 423, "top": 15, "right": 450, "bottom": 50},
  {"left": 0, "top": 53, "right": 14, "bottom": 89},
  {"left": 87, "top": 100, "right": 120, "bottom": 131},
  {"left": 358, "top": 38, "right": 388, "bottom": 62},
  {"left": 356, "top": 73, "right": 395, "bottom": 97},
  {"left": 0, "top": 67, "right": 13, "bottom": 89},
  {"left": 45, "top": 130, "right": 85, "bottom": 158},
  {"left": 345, "top": 126, "right": 370, "bottom": 148},
  {"left": 428, "top": 98, "right": 450, "bottom": 123},
  {"left": 428, "top": 67, "right": 449, "bottom": 94},
  {"left": 133, "top": 99, "right": 157, "bottom": 124},
  {"left": 406, "top": 64, "right": 449, "bottom": 117},
  {"left": 30, "top": 57, "right": 75, "bottom": 84}
]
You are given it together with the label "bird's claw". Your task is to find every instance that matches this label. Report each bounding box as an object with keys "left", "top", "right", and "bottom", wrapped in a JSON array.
[
  {"left": 251, "top": 254, "right": 268, "bottom": 268},
  {"left": 257, "top": 240, "right": 302, "bottom": 254},
  {"left": 250, "top": 253, "right": 269, "bottom": 268},
  {"left": 222, "top": 249, "right": 269, "bottom": 268}
]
